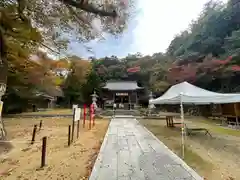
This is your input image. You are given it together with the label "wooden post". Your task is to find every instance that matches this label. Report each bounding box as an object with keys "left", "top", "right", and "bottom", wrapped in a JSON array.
[
  {"left": 68, "top": 125, "right": 71, "bottom": 146},
  {"left": 234, "top": 103, "right": 239, "bottom": 127},
  {"left": 39, "top": 120, "right": 42, "bottom": 131},
  {"left": 170, "top": 116, "right": 173, "bottom": 127},
  {"left": 41, "top": 136, "right": 47, "bottom": 168},
  {"left": 31, "top": 124, "right": 37, "bottom": 144},
  {"left": 166, "top": 116, "right": 170, "bottom": 127},
  {"left": 72, "top": 109, "right": 75, "bottom": 143},
  {"left": 77, "top": 120, "right": 80, "bottom": 139}
]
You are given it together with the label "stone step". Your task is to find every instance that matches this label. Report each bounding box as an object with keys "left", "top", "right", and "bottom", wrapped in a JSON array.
[{"left": 100, "top": 110, "right": 141, "bottom": 116}]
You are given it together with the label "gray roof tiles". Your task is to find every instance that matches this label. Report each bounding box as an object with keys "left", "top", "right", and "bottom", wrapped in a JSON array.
[{"left": 103, "top": 81, "right": 143, "bottom": 90}]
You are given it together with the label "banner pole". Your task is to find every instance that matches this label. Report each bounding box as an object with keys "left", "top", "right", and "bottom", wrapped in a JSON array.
[
  {"left": 83, "top": 104, "right": 86, "bottom": 128},
  {"left": 89, "top": 106, "right": 91, "bottom": 130}
]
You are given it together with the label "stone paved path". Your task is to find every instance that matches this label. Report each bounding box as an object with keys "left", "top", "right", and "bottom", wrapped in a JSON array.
[{"left": 89, "top": 115, "right": 203, "bottom": 180}]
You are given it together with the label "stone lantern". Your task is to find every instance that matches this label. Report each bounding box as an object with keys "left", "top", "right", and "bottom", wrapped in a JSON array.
[
  {"left": 91, "top": 90, "right": 98, "bottom": 109},
  {"left": 148, "top": 91, "right": 155, "bottom": 115},
  {"left": 0, "top": 83, "right": 6, "bottom": 100}
]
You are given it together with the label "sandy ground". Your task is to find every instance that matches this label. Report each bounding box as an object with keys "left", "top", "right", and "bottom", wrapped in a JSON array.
[
  {"left": 0, "top": 116, "right": 109, "bottom": 180},
  {"left": 140, "top": 118, "right": 240, "bottom": 180}
]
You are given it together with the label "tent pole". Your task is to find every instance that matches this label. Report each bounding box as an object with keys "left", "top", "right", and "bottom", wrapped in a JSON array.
[{"left": 180, "top": 93, "right": 185, "bottom": 159}]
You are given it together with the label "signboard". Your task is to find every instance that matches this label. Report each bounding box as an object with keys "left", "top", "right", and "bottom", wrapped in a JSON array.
[
  {"left": 116, "top": 93, "right": 128, "bottom": 96},
  {"left": 72, "top": 104, "right": 78, "bottom": 110},
  {"left": 106, "top": 100, "right": 114, "bottom": 105},
  {"left": 74, "top": 108, "right": 81, "bottom": 121}
]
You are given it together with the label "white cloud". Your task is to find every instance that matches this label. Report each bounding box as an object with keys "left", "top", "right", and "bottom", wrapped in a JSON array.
[{"left": 132, "top": 0, "right": 228, "bottom": 56}]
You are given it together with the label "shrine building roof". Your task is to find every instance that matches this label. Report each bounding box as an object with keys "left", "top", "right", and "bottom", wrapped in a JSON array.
[{"left": 102, "top": 81, "right": 143, "bottom": 91}]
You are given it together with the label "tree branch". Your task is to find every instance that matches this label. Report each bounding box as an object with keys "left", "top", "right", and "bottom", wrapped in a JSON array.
[
  {"left": 40, "top": 43, "right": 60, "bottom": 54},
  {"left": 61, "top": 0, "right": 117, "bottom": 18}
]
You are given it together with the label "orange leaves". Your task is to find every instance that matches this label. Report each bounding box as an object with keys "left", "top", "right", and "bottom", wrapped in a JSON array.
[
  {"left": 71, "top": 59, "right": 91, "bottom": 84},
  {"left": 51, "top": 59, "right": 70, "bottom": 70}
]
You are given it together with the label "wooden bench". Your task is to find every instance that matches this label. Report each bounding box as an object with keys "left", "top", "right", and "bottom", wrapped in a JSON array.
[
  {"left": 186, "top": 128, "right": 212, "bottom": 137},
  {"left": 166, "top": 116, "right": 185, "bottom": 128},
  {"left": 165, "top": 116, "right": 212, "bottom": 137}
]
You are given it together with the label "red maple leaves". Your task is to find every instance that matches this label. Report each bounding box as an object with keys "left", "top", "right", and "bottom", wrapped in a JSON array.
[
  {"left": 167, "top": 56, "right": 240, "bottom": 83},
  {"left": 127, "top": 66, "right": 141, "bottom": 73}
]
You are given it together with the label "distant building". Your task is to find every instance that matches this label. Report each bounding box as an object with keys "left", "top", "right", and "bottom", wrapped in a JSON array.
[
  {"left": 102, "top": 80, "right": 144, "bottom": 109},
  {"left": 33, "top": 86, "right": 63, "bottom": 110}
]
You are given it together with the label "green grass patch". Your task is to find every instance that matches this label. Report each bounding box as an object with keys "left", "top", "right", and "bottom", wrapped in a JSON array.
[
  {"left": 210, "top": 126, "right": 240, "bottom": 137},
  {"left": 187, "top": 118, "right": 240, "bottom": 137}
]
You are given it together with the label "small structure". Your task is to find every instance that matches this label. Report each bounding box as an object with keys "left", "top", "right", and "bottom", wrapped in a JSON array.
[
  {"left": 102, "top": 80, "right": 144, "bottom": 109},
  {"left": 150, "top": 81, "right": 240, "bottom": 158},
  {"left": 148, "top": 91, "right": 155, "bottom": 115},
  {"left": 33, "top": 86, "right": 63, "bottom": 111},
  {"left": 91, "top": 90, "right": 98, "bottom": 109},
  {"left": 211, "top": 103, "right": 240, "bottom": 127}
]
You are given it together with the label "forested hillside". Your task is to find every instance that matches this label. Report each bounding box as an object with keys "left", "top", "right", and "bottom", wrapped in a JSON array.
[
  {"left": 91, "top": 0, "right": 240, "bottom": 94},
  {"left": 167, "top": 0, "right": 240, "bottom": 92}
]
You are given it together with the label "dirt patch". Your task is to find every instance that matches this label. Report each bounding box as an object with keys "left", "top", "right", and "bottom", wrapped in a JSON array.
[
  {"left": 0, "top": 116, "right": 109, "bottom": 180},
  {"left": 140, "top": 118, "right": 240, "bottom": 180}
]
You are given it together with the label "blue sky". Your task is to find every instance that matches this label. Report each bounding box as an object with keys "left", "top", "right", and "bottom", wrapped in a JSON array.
[{"left": 67, "top": 0, "right": 228, "bottom": 59}]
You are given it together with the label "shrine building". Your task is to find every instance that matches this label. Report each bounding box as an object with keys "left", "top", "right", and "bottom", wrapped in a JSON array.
[{"left": 102, "top": 80, "right": 144, "bottom": 109}]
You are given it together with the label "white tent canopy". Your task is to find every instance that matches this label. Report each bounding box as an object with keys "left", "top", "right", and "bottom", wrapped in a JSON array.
[
  {"left": 150, "top": 81, "right": 240, "bottom": 105},
  {"left": 150, "top": 81, "right": 240, "bottom": 159}
]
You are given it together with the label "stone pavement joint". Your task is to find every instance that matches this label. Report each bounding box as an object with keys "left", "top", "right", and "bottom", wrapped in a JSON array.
[{"left": 89, "top": 116, "right": 203, "bottom": 180}]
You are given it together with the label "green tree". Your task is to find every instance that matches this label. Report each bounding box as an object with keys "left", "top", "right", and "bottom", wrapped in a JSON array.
[
  {"left": 0, "top": 0, "right": 134, "bottom": 138},
  {"left": 62, "top": 58, "right": 91, "bottom": 106}
]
